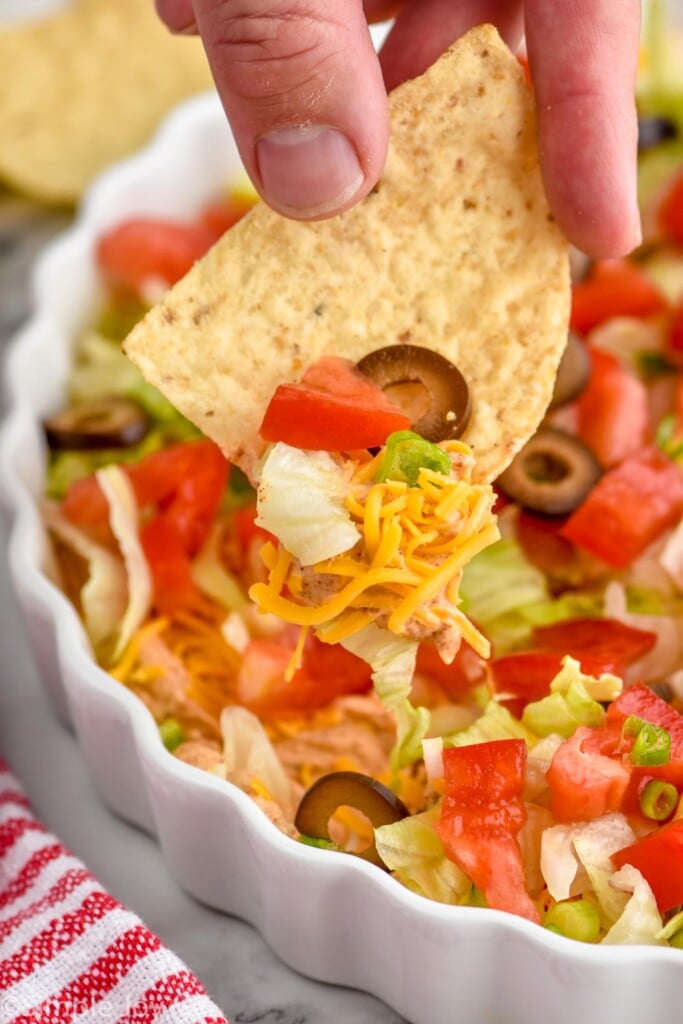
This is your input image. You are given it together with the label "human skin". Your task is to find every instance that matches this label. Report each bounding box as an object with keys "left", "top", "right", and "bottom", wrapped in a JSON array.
[{"left": 156, "top": 0, "right": 642, "bottom": 258}]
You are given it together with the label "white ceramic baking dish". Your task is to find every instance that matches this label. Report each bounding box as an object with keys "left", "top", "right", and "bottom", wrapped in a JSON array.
[{"left": 2, "top": 88, "right": 683, "bottom": 1024}]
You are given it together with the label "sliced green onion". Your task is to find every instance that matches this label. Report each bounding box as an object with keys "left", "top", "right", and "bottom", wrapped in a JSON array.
[
  {"left": 159, "top": 717, "right": 185, "bottom": 752},
  {"left": 542, "top": 898, "right": 601, "bottom": 943},
  {"left": 377, "top": 430, "right": 451, "bottom": 487},
  {"left": 298, "top": 834, "right": 341, "bottom": 851},
  {"left": 623, "top": 714, "right": 646, "bottom": 738},
  {"left": 656, "top": 415, "right": 683, "bottom": 462},
  {"left": 631, "top": 722, "right": 671, "bottom": 766},
  {"left": 639, "top": 779, "right": 679, "bottom": 821}
]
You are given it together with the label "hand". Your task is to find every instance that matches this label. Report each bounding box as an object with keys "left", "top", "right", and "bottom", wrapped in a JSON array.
[{"left": 156, "top": 0, "right": 642, "bottom": 258}]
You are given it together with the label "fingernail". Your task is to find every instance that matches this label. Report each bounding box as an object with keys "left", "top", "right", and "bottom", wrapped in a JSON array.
[
  {"left": 177, "top": 19, "right": 198, "bottom": 34},
  {"left": 256, "top": 126, "right": 364, "bottom": 218}
]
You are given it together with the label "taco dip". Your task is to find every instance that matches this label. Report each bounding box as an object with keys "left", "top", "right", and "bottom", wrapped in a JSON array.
[{"left": 2, "top": 20, "right": 683, "bottom": 1024}]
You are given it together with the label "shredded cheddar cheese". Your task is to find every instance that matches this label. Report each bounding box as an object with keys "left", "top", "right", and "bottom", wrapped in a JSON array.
[{"left": 249, "top": 441, "right": 499, "bottom": 664}]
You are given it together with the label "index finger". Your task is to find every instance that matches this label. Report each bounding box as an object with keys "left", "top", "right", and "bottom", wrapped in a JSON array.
[{"left": 525, "top": 0, "right": 642, "bottom": 258}]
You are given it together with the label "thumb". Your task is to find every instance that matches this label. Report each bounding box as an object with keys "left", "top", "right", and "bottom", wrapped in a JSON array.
[{"left": 193, "top": 0, "right": 389, "bottom": 219}]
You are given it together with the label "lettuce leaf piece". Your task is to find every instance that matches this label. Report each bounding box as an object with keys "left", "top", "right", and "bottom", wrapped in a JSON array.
[
  {"left": 522, "top": 656, "right": 621, "bottom": 739},
  {"left": 604, "top": 580, "right": 683, "bottom": 683},
  {"left": 256, "top": 443, "right": 360, "bottom": 566},
  {"left": 602, "top": 865, "right": 665, "bottom": 946},
  {"left": 459, "top": 538, "right": 602, "bottom": 653},
  {"left": 68, "top": 330, "right": 199, "bottom": 438},
  {"left": 220, "top": 705, "right": 293, "bottom": 814},
  {"left": 340, "top": 623, "right": 426, "bottom": 771},
  {"left": 191, "top": 522, "right": 248, "bottom": 611},
  {"left": 460, "top": 538, "right": 548, "bottom": 628},
  {"left": 657, "top": 908, "right": 683, "bottom": 943},
  {"left": 375, "top": 806, "right": 472, "bottom": 905},
  {"left": 46, "top": 430, "right": 166, "bottom": 499},
  {"left": 43, "top": 502, "right": 128, "bottom": 655},
  {"left": 446, "top": 699, "right": 537, "bottom": 748},
  {"left": 96, "top": 465, "right": 152, "bottom": 662},
  {"left": 541, "top": 812, "right": 636, "bottom": 908}
]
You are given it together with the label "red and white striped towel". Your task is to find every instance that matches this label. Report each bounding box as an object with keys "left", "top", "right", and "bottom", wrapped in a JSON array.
[{"left": 0, "top": 760, "right": 228, "bottom": 1024}]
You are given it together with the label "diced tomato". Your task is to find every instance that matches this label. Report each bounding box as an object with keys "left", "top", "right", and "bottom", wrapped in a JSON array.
[
  {"left": 489, "top": 650, "right": 622, "bottom": 716},
  {"left": 436, "top": 740, "right": 539, "bottom": 922},
  {"left": 516, "top": 53, "right": 532, "bottom": 87},
  {"left": 490, "top": 622, "right": 656, "bottom": 715},
  {"left": 576, "top": 348, "right": 650, "bottom": 467},
  {"left": 235, "top": 634, "right": 372, "bottom": 716},
  {"left": 607, "top": 683, "right": 683, "bottom": 748},
  {"left": 516, "top": 510, "right": 575, "bottom": 578},
  {"left": 139, "top": 516, "right": 202, "bottom": 615},
  {"left": 259, "top": 356, "right": 411, "bottom": 451},
  {"left": 546, "top": 723, "right": 632, "bottom": 822},
  {"left": 532, "top": 618, "right": 657, "bottom": 666},
  {"left": 415, "top": 640, "right": 488, "bottom": 699},
  {"left": 570, "top": 260, "right": 668, "bottom": 336},
  {"left": 64, "top": 440, "right": 229, "bottom": 558},
  {"left": 606, "top": 682, "right": 683, "bottom": 786},
  {"left": 154, "top": 444, "right": 228, "bottom": 556},
  {"left": 560, "top": 447, "right": 683, "bottom": 568},
  {"left": 669, "top": 301, "right": 683, "bottom": 353},
  {"left": 96, "top": 218, "right": 216, "bottom": 291},
  {"left": 611, "top": 820, "right": 683, "bottom": 912},
  {"left": 658, "top": 168, "right": 683, "bottom": 245},
  {"left": 199, "top": 195, "right": 256, "bottom": 239}
]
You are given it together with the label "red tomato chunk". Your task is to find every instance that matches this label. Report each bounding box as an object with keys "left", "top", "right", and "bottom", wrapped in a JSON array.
[
  {"left": 560, "top": 447, "right": 683, "bottom": 569},
  {"left": 259, "top": 356, "right": 411, "bottom": 451}
]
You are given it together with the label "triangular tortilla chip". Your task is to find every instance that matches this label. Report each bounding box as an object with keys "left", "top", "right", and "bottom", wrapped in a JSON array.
[
  {"left": 0, "top": 0, "right": 213, "bottom": 203},
  {"left": 124, "top": 24, "right": 570, "bottom": 483}
]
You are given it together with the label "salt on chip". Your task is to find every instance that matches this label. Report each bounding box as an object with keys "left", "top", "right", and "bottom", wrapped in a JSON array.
[
  {"left": 0, "top": 0, "right": 213, "bottom": 203},
  {"left": 124, "top": 25, "right": 570, "bottom": 483}
]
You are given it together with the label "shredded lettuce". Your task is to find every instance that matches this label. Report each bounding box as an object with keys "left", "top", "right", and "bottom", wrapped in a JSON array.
[
  {"left": 220, "top": 705, "right": 293, "bottom": 813},
  {"left": 460, "top": 537, "right": 547, "bottom": 621},
  {"left": 256, "top": 443, "right": 360, "bottom": 566},
  {"left": 68, "top": 330, "right": 199, "bottom": 437},
  {"left": 459, "top": 538, "right": 602, "bottom": 653},
  {"left": 602, "top": 865, "right": 665, "bottom": 946},
  {"left": 46, "top": 431, "right": 165, "bottom": 499},
  {"left": 522, "top": 656, "right": 622, "bottom": 739},
  {"left": 191, "top": 522, "right": 248, "bottom": 611},
  {"left": 43, "top": 502, "right": 128, "bottom": 654},
  {"left": 375, "top": 806, "right": 472, "bottom": 905},
  {"left": 340, "top": 623, "right": 426, "bottom": 771},
  {"left": 604, "top": 580, "right": 683, "bottom": 682},
  {"left": 657, "top": 908, "right": 683, "bottom": 944},
  {"left": 446, "top": 699, "right": 537, "bottom": 748},
  {"left": 541, "top": 812, "right": 636, "bottom": 913},
  {"left": 96, "top": 465, "right": 152, "bottom": 661}
]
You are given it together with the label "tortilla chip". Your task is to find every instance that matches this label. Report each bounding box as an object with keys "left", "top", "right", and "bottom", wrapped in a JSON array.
[
  {"left": 124, "top": 24, "right": 570, "bottom": 483},
  {"left": 0, "top": 0, "right": 213, "bottom": 204}
]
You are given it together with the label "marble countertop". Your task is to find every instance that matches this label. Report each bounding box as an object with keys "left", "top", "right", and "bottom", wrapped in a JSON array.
[{"left": 0, "top": 196, "right": 407, "bottom": 1024}]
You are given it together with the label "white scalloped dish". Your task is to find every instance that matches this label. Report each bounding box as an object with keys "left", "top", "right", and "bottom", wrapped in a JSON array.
[{"left": 2, "top": 92, "right": 683, "bottom": 1024}]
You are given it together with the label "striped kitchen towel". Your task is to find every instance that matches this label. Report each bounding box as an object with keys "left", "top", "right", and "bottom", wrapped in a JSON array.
[{"left": 0, "top": 759, "right": 228, "bottom": 1024}]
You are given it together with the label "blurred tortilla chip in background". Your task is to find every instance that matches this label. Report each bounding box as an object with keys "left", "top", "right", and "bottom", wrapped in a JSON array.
[{"left": 0, "top": 0, "right": 214, "bottom": 205}]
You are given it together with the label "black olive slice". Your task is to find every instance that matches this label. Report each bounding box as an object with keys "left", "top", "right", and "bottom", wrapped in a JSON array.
[
  {"left": 638, "top": 116, "right": 678, "bottom": 153},
  {"left": 549, "top": 331, "right": 591, "bottom": 409},
  {"left": 44, "top": 397, "right": 148, "bottom": 451},
  {"left": 356, "top": 344, "right": 471, "bottom": 443},
  {"left": 294, "top": 770, "right": 409, "bottom": 869},
  {"left": 497, "top": 428, "right": 602, "bottom": 516}
]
